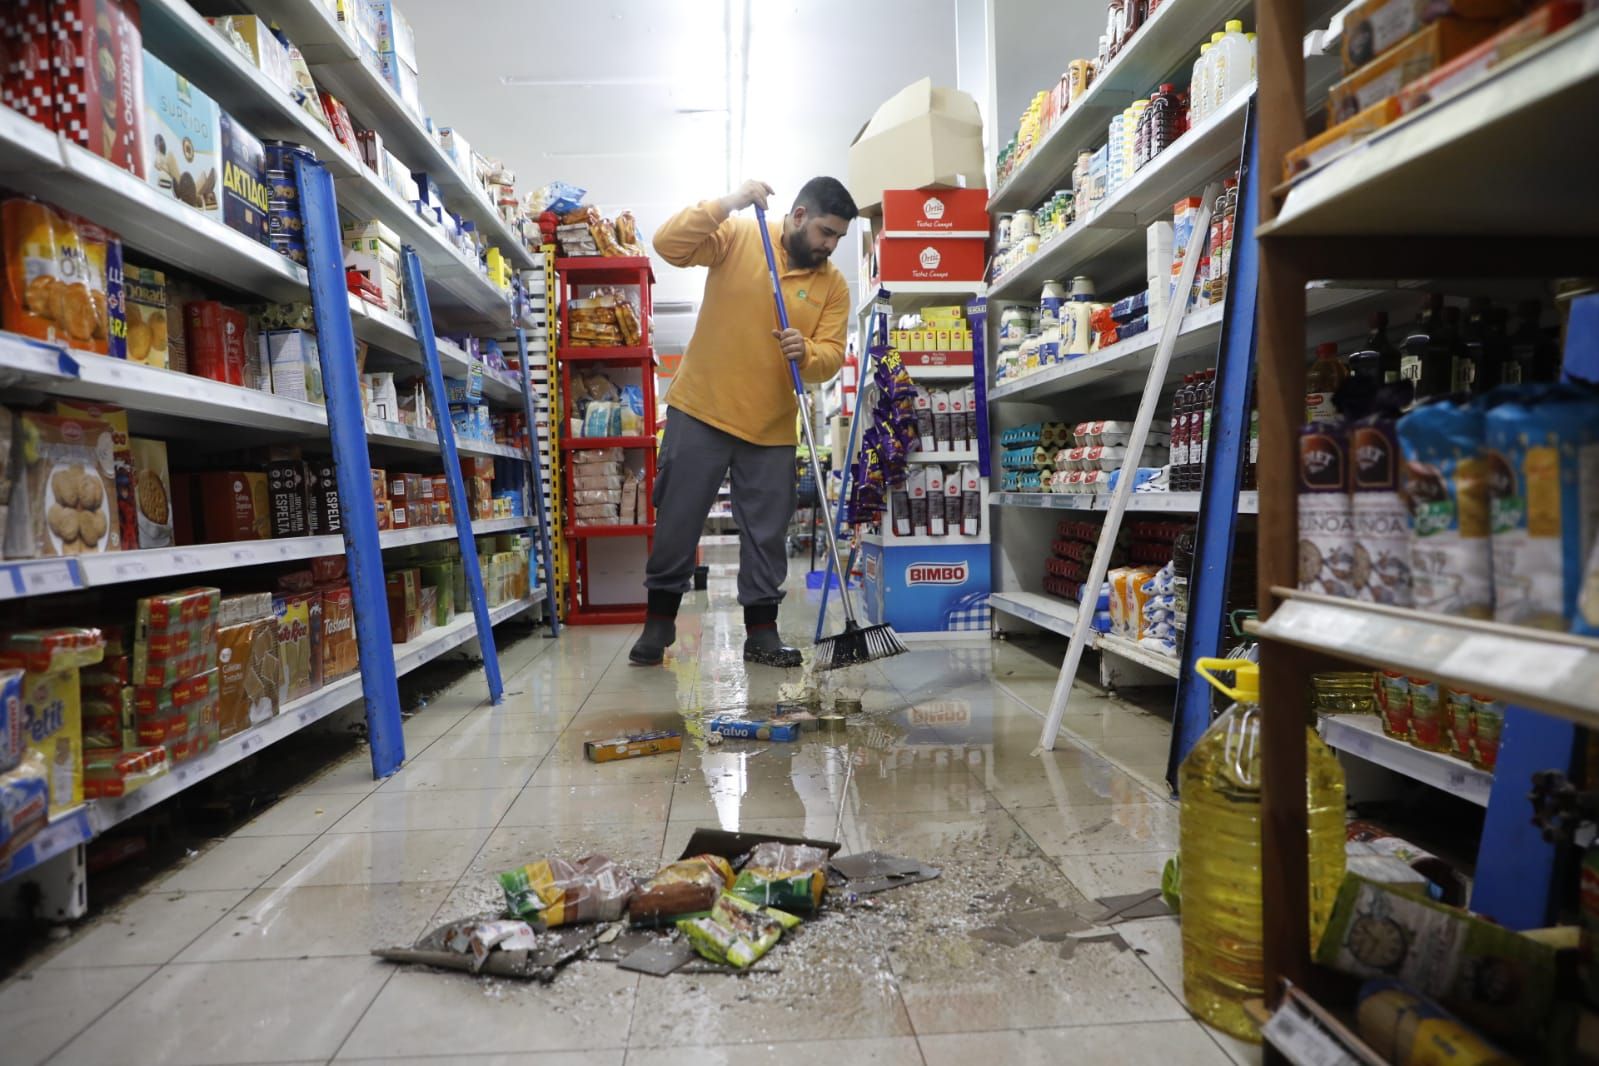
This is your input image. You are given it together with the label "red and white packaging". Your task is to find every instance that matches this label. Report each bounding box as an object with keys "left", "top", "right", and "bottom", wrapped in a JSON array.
[
  {"left": 184, "top": 301, "right": 247, "bottom": 386},
  {"left": 873, "top": 233, "right": 986, "bottom": 286},
  {"left": 3, "top": 0, "right": 55, "bottom": 126},
  {"left": 51, "top": 0, "right": 146, "bottom": 178},
  {"left": 881, "top": 188, "right": 990, "bottom": 237}
]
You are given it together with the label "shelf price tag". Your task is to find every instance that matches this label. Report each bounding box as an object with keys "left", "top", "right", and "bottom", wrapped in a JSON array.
[{"left": 20, "top": 560, "right": 78, "bottom": 595}]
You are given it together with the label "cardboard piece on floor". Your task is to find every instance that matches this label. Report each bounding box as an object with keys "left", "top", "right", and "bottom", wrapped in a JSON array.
[
  {"left": 830, "top": 851, "right": 924, "bottom": 880},
  {"left": 1086, "top": 889, "right": 1170, "bottom": 925},
  {"left": 591, "top": 929, "right": 662, "bottom": 963},
  {"left": 528, "top": 926, "right": 600, "bottom": 968},
  {"left": 618, "top": 939, "right": 698, "bottom": 977},
  {"left": 840, "top": 863, "right": 942, "bottom": 896},
  {"left": 969, "top": 924, "right": 1031, "bottom": 948},
  {"left": 677, "top": 827, "right": 841, "bottom": 863},
  {"left": 1001, "top": 906, "right": 1092, "bottom": 942}
]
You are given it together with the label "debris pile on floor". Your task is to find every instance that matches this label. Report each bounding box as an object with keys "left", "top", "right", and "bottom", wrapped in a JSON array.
[{"left": 374, "top": 829, "right": 940, "bottom": 983}]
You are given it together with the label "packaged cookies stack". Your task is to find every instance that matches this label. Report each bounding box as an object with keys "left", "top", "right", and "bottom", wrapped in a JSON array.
[
  {"left": 566, "top": 291, "right": 642, "bottom": 348},
  {"left": 4, "top": 411, "right": 122, "bottom": 558},
  {"left": 568, "top": 447, "right": 626, "bottom": 527},
  {"left": 0, "top": 626, "right": 106, "bottom": 817},
  {"left": 79, "top": 632, "right": 169, "bottom": 800},
  {"left": 1, "top": 198, "right": 122, "bottom": 356},
  {"left": 217, "top": 592, "right": 280, "bottom": 739},
  {"left": 130, "top": 588, "right": 221, "bottom": 765}
]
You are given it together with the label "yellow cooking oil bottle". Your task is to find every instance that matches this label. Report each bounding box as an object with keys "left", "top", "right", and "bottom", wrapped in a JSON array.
[{"left": 1179, "top": 658, "right": 1347, "bottom": 1041}]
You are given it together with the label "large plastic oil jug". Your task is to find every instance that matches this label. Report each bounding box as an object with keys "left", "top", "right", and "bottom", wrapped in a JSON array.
[{"left": 1179, "top": 658, "right": 1347, "bottom": 1042}]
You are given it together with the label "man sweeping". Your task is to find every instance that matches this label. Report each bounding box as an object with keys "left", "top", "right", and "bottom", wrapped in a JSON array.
[{"left": 629, "top": 176, "right": 857, "bottom": 667}]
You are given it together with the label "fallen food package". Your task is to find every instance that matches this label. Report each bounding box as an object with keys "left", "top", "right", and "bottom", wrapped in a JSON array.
[
  {"left": 629, "top": 854, "right": 734, "bottom": 924},
  {"left": 678, "top": 892, "right": 800, "bottom": 968},
  {"left": 583, "top": 730, "right": 682, "bottom": 762},
  {"left": 730, "top": 841, "right": 830, "bottom": 913},
  {"left": 676, "top": 827, "right": 841, "bottom": 863},
  {"left": 499, "top": 854, "right": 636, "bottom": 926},
  {"left": 706, "top": 717, "right": 799, "bottom": 742}
]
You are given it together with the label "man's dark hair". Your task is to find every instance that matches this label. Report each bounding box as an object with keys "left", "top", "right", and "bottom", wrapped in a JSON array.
[{"left": 794, "top": 176, "right": 858, "bottom": 222}]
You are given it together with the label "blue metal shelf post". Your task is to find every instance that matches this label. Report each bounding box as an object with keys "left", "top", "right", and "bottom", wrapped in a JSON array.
[
  {"left": 1168, "top": 100, "right": 1262, "bottom": 787},
  {"left": 400, "top": 248, "right": 504, "bottom": 705},
  {"left": 295, "top": 155, "right": 405, "bottom": 776}
]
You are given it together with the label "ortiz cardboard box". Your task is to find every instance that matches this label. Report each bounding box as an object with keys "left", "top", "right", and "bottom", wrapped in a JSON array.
[
  {"left": 872, "top": 233, "right": 986, "bottom": 286},
  {"left": 848, "top": 78, "right": 985, "bottom": 215},
  {"left": 881, "top": 189, "right": 990, "bottom": 238}
]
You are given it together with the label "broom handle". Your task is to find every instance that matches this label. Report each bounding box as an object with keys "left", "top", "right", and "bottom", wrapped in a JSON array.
[{"left": 754, "top": 206, "right": 858, "bottom": 627}]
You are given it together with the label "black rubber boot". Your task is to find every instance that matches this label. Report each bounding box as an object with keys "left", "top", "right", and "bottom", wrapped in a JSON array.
[
  {"left": 742, "top": 604, "right": 802, "bottom": 668},
  {"left": 629, "top": 591, "right": 681, "bottom": 665}
]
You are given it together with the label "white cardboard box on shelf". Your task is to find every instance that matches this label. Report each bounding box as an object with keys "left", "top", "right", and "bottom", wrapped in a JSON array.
[{"left": 848, "top": 78, "right": 985, "bottom": 215}]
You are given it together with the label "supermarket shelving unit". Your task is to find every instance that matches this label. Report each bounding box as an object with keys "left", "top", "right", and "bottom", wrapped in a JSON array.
[
  {"left": 1248, "top": 1, "right": 1599, "bottom": 1052},
  {"left": 554, "top": 257, "right": 658, "bottom": 624},
  {"left": 0, "top": 2, "right": 556, "bottom": 913},
  {"left": 982, "top": 0, "right": 1383, "bottom": 769}
]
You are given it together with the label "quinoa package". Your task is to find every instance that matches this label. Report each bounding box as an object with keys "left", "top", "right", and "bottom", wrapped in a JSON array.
[
  {"left": 499, "top": 854, "right": 635, "bottom": 927},
  {"left": 628, "top": 854, "right": 735, "bottom": 924},
  {"left": 679, "top": 892, "right": 801, "bottom": 969},
  {"left": 1398, "top": 401, "right": 1492, "bottom": 618},
  {"left": 1483, "top": 387, "right": 1599, "bottom": 631},
  {"left": 729, "top": 842, "right": 829, "bottom": 913}
]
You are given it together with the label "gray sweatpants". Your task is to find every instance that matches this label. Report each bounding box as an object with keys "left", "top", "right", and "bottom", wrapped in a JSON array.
[{"left": 645, "top": 410, "right": 796, "bottom": 606}]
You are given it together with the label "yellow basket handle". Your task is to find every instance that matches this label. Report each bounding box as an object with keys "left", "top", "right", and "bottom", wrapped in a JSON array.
[{"left": 1194, "top": 657, "right": 1255, "bottom": 702}]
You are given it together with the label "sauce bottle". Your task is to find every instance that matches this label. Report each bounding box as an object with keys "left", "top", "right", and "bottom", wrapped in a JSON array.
[
  {"left": 1347, "top": 311, "right": 1399, "bottom": 386},
  {"left": 1401, "top": 294, "right": 1447, "bottom": 405},
  {"left": 1441, "top": 305, "right": 1473, "bottom": 396},
  {"left": 1506, "top": 299, "right": 1559, "bottom": 384},
  {"left": 1305, "top": 342, "right": 1347, "bottom": 422},
  {"left": 1198, "top": 368, "right": 1216, "bottom": 489},
  {"left": 1144, "top": 83, "right": 1182, "bottom": 169},
  {"left": 1173, "top": 374, "right": 1195, "bottom": 488}
]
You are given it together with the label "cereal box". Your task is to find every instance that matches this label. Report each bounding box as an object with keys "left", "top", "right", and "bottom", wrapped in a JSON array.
[{"left": 142, "top": 51, "right": 221, "bottom": 220}]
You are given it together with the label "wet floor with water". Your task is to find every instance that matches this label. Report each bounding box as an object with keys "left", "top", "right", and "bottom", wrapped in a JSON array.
[{"left": 2, "top": 556, "right": 1258, "bottom": 1065}]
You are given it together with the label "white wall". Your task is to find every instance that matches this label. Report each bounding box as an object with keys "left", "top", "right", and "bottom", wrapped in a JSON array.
[
  {"left": 989, "top": 0, "right": 1105, "bottom": 154},
  {"left": 404, "top": 0, "right": 964, "bottom": 352}
]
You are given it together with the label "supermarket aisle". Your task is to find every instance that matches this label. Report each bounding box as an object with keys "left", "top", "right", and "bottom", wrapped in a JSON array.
[{"left": 3, "top": 559, "right": 1248, "bottom": 1066}]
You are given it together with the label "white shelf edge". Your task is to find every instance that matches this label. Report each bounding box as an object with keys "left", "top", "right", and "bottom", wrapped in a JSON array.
[
  {"left": 1094, "top": 632, "right": 1181, "bottom": 678},
  {"left": 908, "top": 449, "right": 979, "bottom": 463},
  {"left": 991, "top": 490, "right": 1258, "bottom": 514},
  {"left": 1319, "top": 713, "right": 1493, "bottom": 807},
  {"left": 989, "top": 590, "right": 1078, "bottom": 637}
]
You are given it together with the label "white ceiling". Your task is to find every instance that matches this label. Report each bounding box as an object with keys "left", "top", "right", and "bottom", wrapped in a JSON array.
[{"left": 405, "top": 0, "right": 964, "bottom": 351}]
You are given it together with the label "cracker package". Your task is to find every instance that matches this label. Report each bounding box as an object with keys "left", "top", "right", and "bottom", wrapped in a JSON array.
[
  {"left": 0, "top": 627, "right": 106, "bottom": 817},
  {"left": 1, "top": 198, "right": 107, "bottom": 351},
  {"left": 217, "top": 613, "right": 279, "bottom": 737},
  {"left": 273, "top": 592, "right": 321, "bottom": 703},
  {"left": 123, "top": 264, "right": 170, "bottom": 367},
  {"left": 54, "top": 401, "right": 135, "bottom": 554},
  {"left": 128, "top": 437, "right": 172, "bottom": 548},
  {"left": 219, "top": 111, "right": 269, "bottom": 244},
  {"left": 0, "top": 668, "right": 23, "bottom": 772},
  {"left": 132, "top": 587, "right": 219, "bottom": 688},
  {"left": 628, "top": 854, "right": 735, "bottom": 924},
  {"left": 0, "top": 752, "right": 51, "bottom": 862},
  {"left": 678, "top": 892, "right": 800, "bottom": 968},
  {"left": 499, "top": 854, "right": 636, "bottom": 927},
  {"left": 319, "top": 585, "right": 357, "bottom": 682},
  {"left": 4, "top": 411, "right": 121, "bottom": 558}
]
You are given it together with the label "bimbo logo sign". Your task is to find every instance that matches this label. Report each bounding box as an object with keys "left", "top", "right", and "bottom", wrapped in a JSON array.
[{"left": 907, "top": 562, "right": 967, "bottom": 585}]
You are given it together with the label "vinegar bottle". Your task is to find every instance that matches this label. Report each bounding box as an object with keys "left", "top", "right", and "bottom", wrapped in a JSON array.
[
  {"left": 1171, "top": 374, "right": 1193, "bottom": 481},
  {"left": 1180, "top": 659, "right": 1347, "bottom": 1042},
  {"left": 1190, "top": 43, "right": 1214, "bottom": 126}
]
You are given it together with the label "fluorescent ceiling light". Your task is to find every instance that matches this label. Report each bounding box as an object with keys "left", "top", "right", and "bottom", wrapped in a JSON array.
[{"left": 499, "top": 76, "right": 670, "bottom": 87}]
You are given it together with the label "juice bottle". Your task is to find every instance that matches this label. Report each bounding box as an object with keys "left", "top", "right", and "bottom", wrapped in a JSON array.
[
  {"left": 1305, "top": 342, "right": 1347, "bottom": 422},
  {"left": 1180, "top": 658, "right": 1347, "bottom": 1042},
  {"left": 1190, "top": 42, "right": 1215, "bottom": 125},
  {"left": 1211, "top": 20, "right": 1250, "bottom": 115}
]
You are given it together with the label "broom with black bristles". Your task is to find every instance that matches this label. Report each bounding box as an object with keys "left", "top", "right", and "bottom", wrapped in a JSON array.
[{"left": 753, "top": 204, "right": 906, "bottom": 671}]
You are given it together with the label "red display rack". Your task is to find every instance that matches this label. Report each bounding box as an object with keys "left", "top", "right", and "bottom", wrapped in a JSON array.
[{"left": 555, "top": 257, "right": 658, "bottom": 624}]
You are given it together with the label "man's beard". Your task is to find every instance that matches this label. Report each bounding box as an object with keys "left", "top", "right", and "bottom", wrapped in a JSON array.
[{"left": 785, "top": 231, "right": 825, "bottom": 269}]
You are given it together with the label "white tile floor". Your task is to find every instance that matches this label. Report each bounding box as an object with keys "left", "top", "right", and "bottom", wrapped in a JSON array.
[{"left": 2, "top": 558, "right": 1261, "bottom": 1065}]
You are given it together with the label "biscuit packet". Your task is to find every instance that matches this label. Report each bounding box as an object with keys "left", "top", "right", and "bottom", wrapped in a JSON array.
[
  {"left": 55, "top": 402, "right": 135, "bottom": 555},
  {"left": 4, "top": 412, "right": 121, "bottom": 558},
  {"left": 499, "top": 854, "right": 636, "bottom": 927}
]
